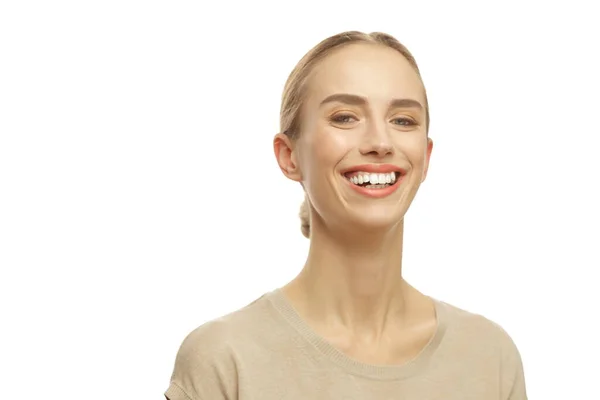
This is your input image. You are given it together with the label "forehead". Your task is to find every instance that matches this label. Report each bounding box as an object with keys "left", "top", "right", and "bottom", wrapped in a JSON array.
[{"left": 305, "top": 43, "right": 425, "bottom": 106}]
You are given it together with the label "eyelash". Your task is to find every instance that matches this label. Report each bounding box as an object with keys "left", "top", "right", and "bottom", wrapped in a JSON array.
[{"left": 331, "top": 114, "right": 417, "bottom": 126}]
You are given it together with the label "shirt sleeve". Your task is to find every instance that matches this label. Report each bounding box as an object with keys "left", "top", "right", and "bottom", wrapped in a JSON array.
[
  {"left": 506, "top": 344, "right": 527, "bottom": 400},
  {"left": 497, "top": 325, "right": 528, "bottom": 400},
  {"left": 164, "top": 320, "right": 240, "bottom": 400},
  {"left": 164, "top": 381, "right": 194, "bottom": 400}
]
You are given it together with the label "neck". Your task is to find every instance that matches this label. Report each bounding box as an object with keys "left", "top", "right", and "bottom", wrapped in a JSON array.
[{"left": 284, "top": 218, "right": 415, "bottom": 339}]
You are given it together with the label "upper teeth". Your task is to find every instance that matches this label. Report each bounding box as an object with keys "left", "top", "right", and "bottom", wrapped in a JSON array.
[{"left": 348, "top": 172, "right": 397, "bottom": 185}]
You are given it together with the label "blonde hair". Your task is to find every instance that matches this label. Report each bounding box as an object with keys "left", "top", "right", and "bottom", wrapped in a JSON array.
[{"left": 280, "top": 31, "right": 430, "bottom": 238}]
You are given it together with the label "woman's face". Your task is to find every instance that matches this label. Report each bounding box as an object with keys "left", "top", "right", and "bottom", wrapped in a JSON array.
[{"left": 280, "top": 43, "right": 433, "bottom": 234}]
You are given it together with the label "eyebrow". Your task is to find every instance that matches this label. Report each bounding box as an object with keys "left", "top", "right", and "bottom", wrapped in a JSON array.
[{"left": 319, "top": 93, "right": 424, "bottom": 110}]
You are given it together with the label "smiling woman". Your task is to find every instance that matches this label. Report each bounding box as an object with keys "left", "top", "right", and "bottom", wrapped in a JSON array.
[{"left": 164, "top": 31, "right": 527, "bottom": 400}]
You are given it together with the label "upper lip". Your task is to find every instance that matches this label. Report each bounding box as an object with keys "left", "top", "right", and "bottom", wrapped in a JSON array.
[{"left": 340, "top": 164, "right": 406, "bottom": 175}]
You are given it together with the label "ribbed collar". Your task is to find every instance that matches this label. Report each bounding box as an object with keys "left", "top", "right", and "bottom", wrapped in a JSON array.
[{"left": 266, "top": 287, "right": 449, "bottom": 381}]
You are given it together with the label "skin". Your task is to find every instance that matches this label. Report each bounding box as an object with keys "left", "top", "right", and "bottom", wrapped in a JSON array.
[{"left": 273, "top": 43, "right": 435, "bottom": 365}]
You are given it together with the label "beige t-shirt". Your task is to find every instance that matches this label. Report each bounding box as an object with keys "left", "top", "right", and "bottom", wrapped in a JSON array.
[{"left": 165, "top": 288, "right": 527, "bottom": 399}]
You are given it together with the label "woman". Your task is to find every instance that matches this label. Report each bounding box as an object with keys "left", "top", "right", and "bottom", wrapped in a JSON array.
[{"left": 165, "top": 31, "right": 527, "bottom": 399}]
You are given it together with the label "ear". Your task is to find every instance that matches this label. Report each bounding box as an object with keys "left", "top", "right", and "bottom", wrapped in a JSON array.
[
  {"left": 273, "top": 132, "right": 303, "bottom": 182},
  {"left": 421, "top": 137, "right": 434, "bottom": 182}
]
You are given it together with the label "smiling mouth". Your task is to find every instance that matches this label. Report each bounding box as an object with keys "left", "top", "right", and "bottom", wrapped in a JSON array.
[{"left": 343, "top": 171, "right": 398, "bottom": 189}]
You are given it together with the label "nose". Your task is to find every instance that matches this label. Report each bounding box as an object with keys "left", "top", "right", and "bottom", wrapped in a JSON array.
[{"left": 359, "top": 121, "right": 394, "bottom": 158}]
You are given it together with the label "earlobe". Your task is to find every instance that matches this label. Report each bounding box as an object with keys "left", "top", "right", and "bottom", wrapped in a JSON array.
[{"left": 273, "top": 133, "right": 303, "bottom": 182}]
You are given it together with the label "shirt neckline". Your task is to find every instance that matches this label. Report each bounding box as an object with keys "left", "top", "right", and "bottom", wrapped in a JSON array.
[{"left": 266, "top": 287, "right": 449, "bottom": 380}]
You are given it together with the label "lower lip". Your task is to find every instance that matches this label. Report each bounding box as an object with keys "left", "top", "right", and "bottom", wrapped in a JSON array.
[{"left": 343, "top": 175, "right": 404, "bottom": 198}]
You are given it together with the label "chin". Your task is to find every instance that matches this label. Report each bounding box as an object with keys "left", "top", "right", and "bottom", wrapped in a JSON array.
[{"left": 346, "top": 205, "right": 406, "bottom": 233}]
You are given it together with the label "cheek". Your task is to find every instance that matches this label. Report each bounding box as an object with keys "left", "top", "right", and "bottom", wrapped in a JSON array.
[
  {"left": 396, "top": 136, "right": 428, "bottom": 165},
  {"left": 305, "top": 127, "right": 352, "bottom": 171}
]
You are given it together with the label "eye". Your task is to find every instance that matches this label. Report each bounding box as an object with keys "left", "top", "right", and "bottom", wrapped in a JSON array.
[
  {"left": 330, "top": 113, "right": 358, "bottom": 124},
  {"left": 391, "top": 117, "right": 417, "bottom": 126}
]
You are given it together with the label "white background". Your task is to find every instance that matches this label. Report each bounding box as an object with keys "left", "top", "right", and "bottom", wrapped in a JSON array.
[{"left": 1, "top": 1, "right": 599, "bottom": 399}]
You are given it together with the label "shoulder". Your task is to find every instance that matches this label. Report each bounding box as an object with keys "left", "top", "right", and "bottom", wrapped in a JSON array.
[
  {"left": 440, "top": 300, "right": 520, "bottom": 343},
  {"left": 174, "top": 292, "right": 272, "bottom": 363},
  {"left": 438, "top": 299, "right": 527, "bottom": 398},
  {"left": 167, "top": 293, "right": 272, "bottom": 400}
]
